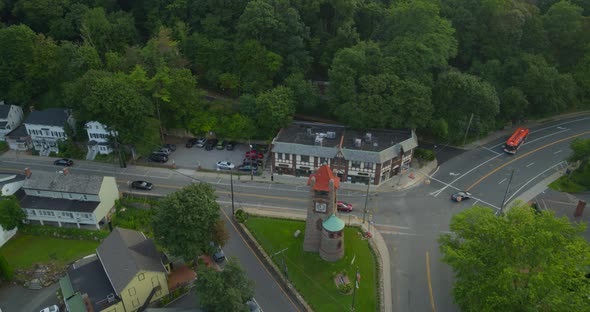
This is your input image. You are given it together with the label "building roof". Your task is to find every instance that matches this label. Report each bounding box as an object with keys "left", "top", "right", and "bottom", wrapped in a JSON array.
[
  {"left": 97, "top": 227, "right": 166, "bottom": 295},
  {"left": 23, "top": 171, "right": 103, "bottom": 195},
  {"left": 19, "top": 195, "right": 100, "bottom": 213},
  {"left": 68, "top": 255, "right": 119, "bottom": 312},
  {"left": 0, "top": 104, "right": 12, "bottom": 119},
  {"left": 5, "top": 124, "right": 28, "bottom": 139},
  {"left": 0, "top": 121, "right": 7, "bottom": 129},
  {"left": 323, "top": 214, "right": 345, "bottom": 232},
  {"left": 24, "top": 108, "right": 70, "bottom": 127},
  {"left": 59, "top": 276, "right": 75, "bottom": 299},
  {"left": 0, "top": 173, "right": 25, "bottom": 193},
  {"left": 307, "top": 165, "right": 339, "bottom": 191},
  {"left": 272, "top": 121, "right": 418, "bottom": 163}
]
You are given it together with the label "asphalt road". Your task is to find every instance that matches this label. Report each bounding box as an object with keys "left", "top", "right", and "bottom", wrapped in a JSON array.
[{"left": 0, "top": 114, "right": 589, "bottom": 312}]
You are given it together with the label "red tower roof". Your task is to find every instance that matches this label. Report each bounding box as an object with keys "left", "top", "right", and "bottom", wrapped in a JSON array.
[{"left": 307, "top": 165, "right": 340, "bottom": 191}]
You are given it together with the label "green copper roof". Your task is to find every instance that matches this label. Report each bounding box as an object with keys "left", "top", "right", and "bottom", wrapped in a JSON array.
[
  {"left": 59, "top": 275, "right": 74, "bottom": 299},
  {"left": 323, "top": 214, "right": 345, "bottom": 232},
  {"left": 66, "top": 293, "right": 87, "bottom": 312}
]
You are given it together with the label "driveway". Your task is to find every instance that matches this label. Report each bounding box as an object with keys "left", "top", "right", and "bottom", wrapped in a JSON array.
[
  {"left": 167, "top": 142, "right": 253, "bottom": 171},
  {"left": 0, "top": 282, "right": 60, "bottom": 312}
]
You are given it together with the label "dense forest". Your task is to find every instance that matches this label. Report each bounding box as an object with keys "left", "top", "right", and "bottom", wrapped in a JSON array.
[{"left": 0, "top": 0, "right": 589, "bottom": 153}]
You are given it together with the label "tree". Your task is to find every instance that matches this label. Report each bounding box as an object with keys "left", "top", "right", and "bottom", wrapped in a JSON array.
[
  {"left": 0, "top": 254, "right": 13, "bottom": 282},
  {"left": 569, "top": 138, "right": 590, "bottom": 164},
  {"left": 284, "top": 73, "right": 321, "bottom": 114},
  {"left": 195, "top": 259, "right": 255, "bottom": 312},
  {"left": 499, "top": 87, "right": 528, "bottom": 122},
  {"left": 12, "top": 0, "right": 69, "bottom": 33},
  {"left": 439, "top": 204, "right": 590, "bottom": 311},
  {"left": 252, "top": 86, "right": 295, "bottom": 137},
  {"left": 152, "top": 183, "right": 220, "bottom": 261},
  {"left": 235, "top": 39, "right": 283, "bottom": 94},
  {"left": 0, "top": 196, "right": 25, "bottom": 231},
  {"left": 543, "top": 0, "right": 587, "bottom": 70},
  {"left": 211, "top": 217, "right": 230, "bottom": 247}
]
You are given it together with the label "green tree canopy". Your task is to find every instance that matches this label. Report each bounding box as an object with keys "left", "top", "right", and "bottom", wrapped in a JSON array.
[
  {"left": 195, "top": 259, "right": 255, "bottom": 312},
  {"left": 0, "top": 196, "right": 26, "bottom": 231},
  {"left": 569, "top": 138, "right": 590, "bottom": 164},
  {"left": 250, "top": 86, "right": 295, "bottom": 138},
  {"left": 439, "top": 204, "right": 590, "bottom": 311},
  {"left": 152, "top": 183, "right": 221, "bottom": 261}
]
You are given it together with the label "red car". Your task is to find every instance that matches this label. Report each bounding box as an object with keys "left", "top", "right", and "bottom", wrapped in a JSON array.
[
  {"left": 337, "top": 201, "right": 353, "bottom": 212},
  {"left": 245, "top": 150, "right": 264, "bottom": 159}
]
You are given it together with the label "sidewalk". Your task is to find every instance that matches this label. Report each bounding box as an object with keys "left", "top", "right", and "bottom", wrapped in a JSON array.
[
  {"left": 505, "top": 170, "right": 565, "bottom": 212},
  {"left": 463, "top": 110, "right": 590, "bottom": 150},
  {"left": 243, "top": 207, "right": 393, "bottom": 312}
]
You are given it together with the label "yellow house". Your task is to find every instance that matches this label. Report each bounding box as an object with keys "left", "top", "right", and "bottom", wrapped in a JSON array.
[{"left": 61, "top": 228, "right": 170, "bottom": 312}]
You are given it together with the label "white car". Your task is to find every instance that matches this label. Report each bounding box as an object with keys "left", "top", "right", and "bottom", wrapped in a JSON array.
[
  {"left": 40, "top": 305, "right": 59, "bottom": 312},
  {"left": 216, "top": 161, "right": 235, "bottom": 170}
]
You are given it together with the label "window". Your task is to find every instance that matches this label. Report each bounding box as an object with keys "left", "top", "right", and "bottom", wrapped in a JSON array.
[
  {"left": 36, "top": 190, "right": 41, "bottom": 195},
  {"left": 300, "top": 155, "right": 310, "bottom": 163},
  {"left": 138, "top": 273, "right": 145, "bottom": 281},
  {"left": 351, "top": 161, "right": 361, "bottom": 169},
  {"left": 132, "top": 298, "right": 139, "bottom": 307},
  {"left": 319, "top": 157, "right": 328, "bottom": 165},
  {"left": 364, "top": 162, "right": 372, "bottom": 169},
  {"left": 62, "top": 212, "right": 73, "bottom": 218},
  {"left": 128, "top": 287, "right": 136, "bottom": 296},
  {"left": 277, "top": 153, "right": 283, "bottom": 160}
]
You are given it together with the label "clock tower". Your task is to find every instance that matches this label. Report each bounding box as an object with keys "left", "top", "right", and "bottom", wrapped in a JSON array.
[{"left": 303, "top": 164, "right": 339, "bottom": 252}]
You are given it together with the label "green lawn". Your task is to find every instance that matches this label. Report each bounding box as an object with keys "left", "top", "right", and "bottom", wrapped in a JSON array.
[
  {"left": 245, "top": 217, "right": 378, "bottom": 312},
  {"left": 549, "top": 164, "right": 590, "bottom": 193},
  {"left": 0, "top": 234, "right": 99, "bottom": 269}
]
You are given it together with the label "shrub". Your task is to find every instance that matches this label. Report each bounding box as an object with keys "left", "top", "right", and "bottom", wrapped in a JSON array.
[
  {"left": 19, "top": 224, "right": 109, "bottom": 241},
  {"left": 235, "top": 209, "right": 248, "bottom": 223},
  {"left": 338, "top": 282, "right": 353, "bottom": 294},
  {"left": 0, "top": 254, "right": 13, "bottom": 281},
  {"left": 414, "top": 148, "right": 435, "bottom": 161},
  {"left": 0, "top": 141, "right": 8, "bottom": 152}
]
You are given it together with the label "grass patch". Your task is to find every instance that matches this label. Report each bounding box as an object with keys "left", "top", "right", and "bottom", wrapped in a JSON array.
[
  {"left": 549, "top": 164, "right": 590, "bottom": 193},
  {"left": 0, "top": 141, "right": 8, "bottom": 153},
  {"left": 0, "top": 234, "right": 99, "bottom": 270},
  {"left": 111, "top": 203, "right": 155, "bottom": 238},
  {"left": 245, "top": 217, "right": 377, "bottom": 312}
]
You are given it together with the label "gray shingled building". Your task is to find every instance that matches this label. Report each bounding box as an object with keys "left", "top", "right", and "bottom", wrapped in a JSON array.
[{"left": 271, "top": 121, "right": 418, "bottom": 185}]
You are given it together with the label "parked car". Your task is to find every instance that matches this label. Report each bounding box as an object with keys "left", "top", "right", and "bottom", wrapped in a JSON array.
[
  {"left": 451, "top": 191, "right": 472, "bottom": 202},
  {"left": 131, "top": 181, "right": 153, "bottom": 190},
  {"left": 238, "top": 164, "right": 257, "bottom": 172},
  {"left": 213, "top": 247, "right": 225, "bottom": 263},
  {"left": 245, "top": 150, "right": 264, "bottom": 159},
  {"left": 54, "top": 158, "right": 73, "bottom": 166},
  {"left": 149, "top": 153, "right": 168, "bottom": 163},
  {"left": 185, "top": 138, "right": 198, "bottom": 148},
  {"left": 164, "top": 144, "right": 176, "bottom": 151},
  {"left": 40, "top": 305, "right": 59, "bottom": 312},
  {"left": 216, "top": 139, "right": 226, "bottom": 150},
  {"left": 195, "top": 137, "right": 207, "bottom": 148},
  {"left": 252, "top": 144, "right": 269, "bottom": 153},
  {"left": 226, "top": 141, "right": 236, "bottom": 150},
  {"left": 242, "top": 158, "right": 263, "bottom": 167},
  {"left": 216, "top": 161, "right": 235, "bottom": 170},
  {"left": 156, "top": 147, "right": 172, "bottom": 155},
  {"left": 336, "top": 201, "right": 353, "bottom": 212},
  {"left": 246, "top": 299, "right": 261, "bottom": 312},
  {"left": 205, "top": 139, "right": 218, "bottom": 150}
]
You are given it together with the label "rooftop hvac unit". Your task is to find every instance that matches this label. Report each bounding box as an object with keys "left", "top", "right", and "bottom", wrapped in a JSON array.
[
  {"left": 315, "top": 137, "right": 324, "bottom": 146},
  {"left": 365, "top": 133, "right": 372, "bottom": 142},
  {"left": 306, "top": 128, "right": 313, "bottom": 136},
  {"left": 318, "top": 133, "right": 326, "bottom": 138},
  {"left": 326, "top": 131, "right": 336, "bottom": 139},
  {"left": 354, "top": 138, "right": 362, "bottom": 148}
]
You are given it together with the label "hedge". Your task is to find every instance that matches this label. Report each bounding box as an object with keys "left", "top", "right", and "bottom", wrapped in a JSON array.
[
  {"left": 413, "top": 148, "right": 436, "bottom": 161},
  {"left": 19, "top": 224, "right": 109, "bottom": 241}
]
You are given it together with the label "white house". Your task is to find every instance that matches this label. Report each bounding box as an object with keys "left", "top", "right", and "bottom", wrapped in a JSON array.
[
  {"left": 24, "top": 108, "right": 75, "bottom": 156},
  {"left": 0, "top": 101, "right": 24, "bottom": 141},
  {"left": 17, "top": 168, "right": 119, "bottom": 229},
  {"left": 85, "top": 121, "right": 117, "bottom": 160},
  {"left": 0, "top": 172, "right": 26, "bottom": 247}
]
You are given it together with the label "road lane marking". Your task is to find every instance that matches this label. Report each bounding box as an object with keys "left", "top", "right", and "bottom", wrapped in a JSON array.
[
  {"left": 526, "top": 162, "right": 535, "bottom": 167},
  {"left": 505, "top": 161, "right": 565, "bottom": 204},
  {"left": 498, "top": 178, "right": 507, "bottom": 185},
  {"left": 472, "top": 200, "right": 479, "bottom": 206},
  {"left": 426, "top": 251, "right": 436, "bottom": 312},
  {"left": 432, "top": 154, "right": 503, "bottom": 196},
  {"left": 482, "top": 146, "right": 500, "bottom": 155},
  {"left": 554, "top": 150, "right": 562, "bottom": 154},
  {"left": 467, "top": 131, "right": 590, "bottom": 191},
  {"left": 218, "top": 207, "right": 301, "bottom": 311},
  {"left": 488, "top": 116, "right": 590, "bottom": 148}
]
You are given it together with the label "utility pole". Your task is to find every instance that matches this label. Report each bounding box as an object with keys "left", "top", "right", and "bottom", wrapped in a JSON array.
[
  {"left": 230, "top": 168, "right": 235, "bottom": 216},
  {"left": 499, "top": 169, "right": 515, "bottom": 215},
  {"left": 249, "top": 140, "right": 254, "bottom": 181},
  {"left": 462, "top": 113, "right": 474, "bottom": 146},
  {"left": 362, "top": 175, "right": 371, "bottom": 224}
]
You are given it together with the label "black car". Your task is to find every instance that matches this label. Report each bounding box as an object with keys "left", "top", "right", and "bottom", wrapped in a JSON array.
[
  {"left": 185, "top": 138, "right": 198, "bottom": 148},
  {"left": 205, "top": 139, "right": 218, "bottom": 150},
  {"left": 164, "top": 144, "right": 176, "bottom": 151},
  {"left": 131, "top": 180, "right": 153, "bottom": 190},
  {"left": 252, "top": 144, "right": 269, "bottom": 153},
  {"left": 242, "top": 158, "right": 263, "bottom": 167},
  {"left": 226, "top": 141, "right": 236, "bottom": 150},
  {"left": 451, "top": 191, "right": 473, "bottom": 202},
  {"left": 54, "top": 158, "right": 73, "bottom": 166},
  {"left": 149, "top": 153, "right": 168, "bottom": 163}
]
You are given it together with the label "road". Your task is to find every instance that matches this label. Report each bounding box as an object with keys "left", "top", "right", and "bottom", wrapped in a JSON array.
[{"left": 0, "top": 114, "right": 589, "bottom": 311}]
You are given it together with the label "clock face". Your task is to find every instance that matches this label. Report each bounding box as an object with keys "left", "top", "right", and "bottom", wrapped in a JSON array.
[{"left": 315, "top": 201, "right": 327, "bottom": 213}]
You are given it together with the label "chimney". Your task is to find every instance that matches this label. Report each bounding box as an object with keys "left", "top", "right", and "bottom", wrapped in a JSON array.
[
  {"left": 24, "top": 168, "right": 32, "bottom": 178},
  {"left": 62, "top": 168, "right": 69, "bottom": 175}
]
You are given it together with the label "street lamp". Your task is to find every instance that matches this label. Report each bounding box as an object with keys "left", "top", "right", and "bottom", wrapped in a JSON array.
[
  {"left": 230, "top": 168, "right": 235, "bottom": 216},
  {"left": 362, "top": 174, "right": 372, "bottom": 224},
  {"left": 249, "top": 142, "right": 254, "bottom": 181}
]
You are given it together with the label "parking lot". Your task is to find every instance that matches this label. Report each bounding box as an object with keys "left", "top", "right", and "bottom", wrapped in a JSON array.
[{"left": 145, "top": 137, "right": 268, "bottom": 172}]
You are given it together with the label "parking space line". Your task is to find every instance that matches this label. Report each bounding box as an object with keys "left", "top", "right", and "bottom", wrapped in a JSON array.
[{"left": 498, "top": 178, "right": 507, "bottom": 185}]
